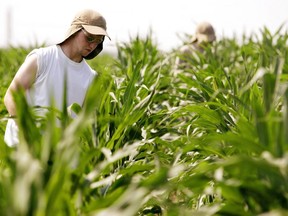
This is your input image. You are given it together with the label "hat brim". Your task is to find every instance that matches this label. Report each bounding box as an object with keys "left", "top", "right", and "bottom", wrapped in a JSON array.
[
  {"left": 197, "top": 33, "right": 216, "bottom": 43},
  {"left": 190, "top": 35, "right": 197, "bottom": 43},
  {"left": 82, "top": 25, "right": 111, "bottom": 40},
  {"left": 57, "top": 26, "right": 82, "bottom": 45}
]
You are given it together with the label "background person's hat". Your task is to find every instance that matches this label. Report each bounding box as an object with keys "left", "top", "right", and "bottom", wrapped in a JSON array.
[
  {"left": 191, "top": 22, "right": 216, "bottom": 43},
  {"left": 58, "top": 9, "right": 110, "bottom": 59}
]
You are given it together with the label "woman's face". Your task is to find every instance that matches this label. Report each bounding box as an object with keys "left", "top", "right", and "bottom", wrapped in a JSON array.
[{"left": 77, "top": 29, "right": 104, "bottom": 57}]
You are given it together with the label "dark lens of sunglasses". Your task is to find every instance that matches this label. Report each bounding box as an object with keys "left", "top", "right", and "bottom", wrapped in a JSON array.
[{"left": 87, "top": 36, "right": 95, "bottom": 43}]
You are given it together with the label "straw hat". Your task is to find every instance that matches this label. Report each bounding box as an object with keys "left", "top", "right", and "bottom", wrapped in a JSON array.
[
  {"left": 191, "top": 22, "right": 216, "bottom": 43},
  {"left": 59, "top": 9, "right": 110, "bottom": 59}
]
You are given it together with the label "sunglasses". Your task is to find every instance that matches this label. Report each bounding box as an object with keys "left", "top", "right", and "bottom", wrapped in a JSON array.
[{"left": 81, "top": 29, "right": 104, "bottom": 44}]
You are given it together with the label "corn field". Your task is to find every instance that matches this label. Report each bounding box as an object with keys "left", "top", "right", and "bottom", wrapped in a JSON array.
[{"left": 0, "top": 26, "right": 288, "bottom": 216}]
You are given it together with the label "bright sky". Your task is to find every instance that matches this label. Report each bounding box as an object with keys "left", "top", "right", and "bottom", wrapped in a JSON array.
[{"left": 0, "top": 0, "right": 288, "bottom": 52}]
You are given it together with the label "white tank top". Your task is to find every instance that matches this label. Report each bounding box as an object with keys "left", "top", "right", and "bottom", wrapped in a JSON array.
[
  {"left": 4, "top": 45, "right": 97, "bottom": 147},
  {"left": 26, "top": 45, "right": 96, "bottom": 112}
]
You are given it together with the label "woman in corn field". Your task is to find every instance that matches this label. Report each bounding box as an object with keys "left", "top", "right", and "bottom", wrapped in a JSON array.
[{"left": 3, "top": 9, "right": 110, "bottom": 147}]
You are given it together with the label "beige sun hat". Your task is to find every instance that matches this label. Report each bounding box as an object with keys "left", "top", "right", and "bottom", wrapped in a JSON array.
[
  {"left": 191, "top": 22, "right": 216, "bottom": 43},
  {"left": 59, "top": 9, "right": 111, "bottom": 59}
]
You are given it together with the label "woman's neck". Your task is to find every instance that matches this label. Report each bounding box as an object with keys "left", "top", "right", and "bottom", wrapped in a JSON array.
[{"left": 59, "top": 40, "right": 83, "bottom": 63}]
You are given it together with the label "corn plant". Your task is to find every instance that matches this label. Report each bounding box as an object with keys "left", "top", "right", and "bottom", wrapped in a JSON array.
[{"left": 0, "top": 27, "right": 288, "bottom": 216}]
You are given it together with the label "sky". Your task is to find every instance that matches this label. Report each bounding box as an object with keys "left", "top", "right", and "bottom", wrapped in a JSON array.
[{"left": 0, "top": 0, "right": 288, "bottom": 53}]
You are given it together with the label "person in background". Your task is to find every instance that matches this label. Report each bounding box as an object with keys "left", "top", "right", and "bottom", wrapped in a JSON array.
[
  {"left": 175, "top": 21, "right": 216, "bottom": 69},
  {"left": 3, "top": 9, "right": 110, "bottom": 147}
]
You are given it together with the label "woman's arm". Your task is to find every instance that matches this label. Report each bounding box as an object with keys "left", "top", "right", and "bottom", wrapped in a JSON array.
[{"left": 4, "top": 54, "right": 38, "bottom": 116}]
